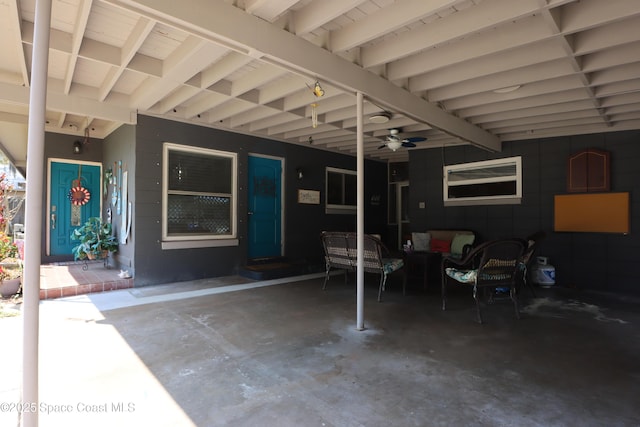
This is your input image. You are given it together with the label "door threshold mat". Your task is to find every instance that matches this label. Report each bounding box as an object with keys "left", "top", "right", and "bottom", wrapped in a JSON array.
[{"left": 240, "top": 262, "right": 308, "bottom": 280}]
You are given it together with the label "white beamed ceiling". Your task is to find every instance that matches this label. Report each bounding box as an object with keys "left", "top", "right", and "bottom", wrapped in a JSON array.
[{"left": 1, "top": 0, "right": 640, "bottom": 166}]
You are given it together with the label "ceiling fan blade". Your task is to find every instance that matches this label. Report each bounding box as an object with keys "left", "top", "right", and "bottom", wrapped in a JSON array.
[
  {"left": 378, "top": 144, "right": 387, "bottom": 149},
  {"left": 402, "top": 137, "right": 427, "bottom": 143},
  {"left": 402, "top": 141, "right": 416, "bottom": 148}
]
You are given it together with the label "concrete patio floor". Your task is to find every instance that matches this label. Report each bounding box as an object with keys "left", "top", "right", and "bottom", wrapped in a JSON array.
[{"left": 1, "top": 274, "right": 639, "bottom": 426}]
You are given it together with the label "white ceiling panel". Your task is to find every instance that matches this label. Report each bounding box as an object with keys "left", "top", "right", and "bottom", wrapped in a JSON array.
[
  {"left": 84, "top": 1, "right": 140, "bottom": 46},
  {"left": 0, "top": 0, "right": 639, "bottom": 164}
]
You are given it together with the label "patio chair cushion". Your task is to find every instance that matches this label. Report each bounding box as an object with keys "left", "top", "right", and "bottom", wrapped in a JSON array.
[
  {"left": 430, "top": 238, "right": 451, "bottom": 253},
  {"left": 445, "top": 267, "right": 477, "bottom": 283},
  {"left": 450, "top": 233, "right": 476, "bottom": 257},
  {"left": 445, "top": 258, "right": 518, "bottom": 284},
  {"left": 382, "top": 257, "right": 404, "bottom": 274}
]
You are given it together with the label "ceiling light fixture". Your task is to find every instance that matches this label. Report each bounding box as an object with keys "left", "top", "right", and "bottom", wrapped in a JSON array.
[
  {"left": 369, "top": 112, "right": 391, "bottom": 124},
  {"left": 386, "top": 140, "right": 402, "bottom": 151},
  {"left": 493, "top": 85, "right": 521, "bottom": 94}
]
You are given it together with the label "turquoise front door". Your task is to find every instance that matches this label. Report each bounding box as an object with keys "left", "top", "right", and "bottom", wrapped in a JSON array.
[
  {"left": 247, "top": 156, "right": 282, "bottom": 259},
  {"left": 49, "top": 161, "right": 102, "bottom": 256}
]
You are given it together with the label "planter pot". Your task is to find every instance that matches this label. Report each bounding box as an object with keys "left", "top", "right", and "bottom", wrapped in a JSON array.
[
  {"left": 87, "top": 250, "right": 108, "bottom": 260},
  {"left": 0, "top": 260, "right": 21, "bottom": 269},
  {"left": 0, "top": 277, "right": 21, "bottom": 297}
]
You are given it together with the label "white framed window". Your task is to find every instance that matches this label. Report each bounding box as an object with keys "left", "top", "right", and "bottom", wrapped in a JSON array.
[
  {"left": 326, "top": 167, "right": 356, "bottom": 214},
  {"left": 443, "top": 156, "right": 522, "bottom": 206},
  {"left": 162, "top": 143, "right": 238, "bottom": 248}
]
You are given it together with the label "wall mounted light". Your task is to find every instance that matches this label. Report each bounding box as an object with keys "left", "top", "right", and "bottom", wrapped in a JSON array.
[
  {"left": 73, "top": 140, "right": 83, "bottom": 154},
  {"left": 296, "top": 168, "right": 304, "bottom": 180}
]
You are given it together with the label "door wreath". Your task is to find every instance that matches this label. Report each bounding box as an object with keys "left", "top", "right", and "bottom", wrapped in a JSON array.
[
  {"left": 68, "top": 186, "right": 91, "bottom": 206},
  {"left": 68, "top": 165, "right": 91, "bottom": 206}
]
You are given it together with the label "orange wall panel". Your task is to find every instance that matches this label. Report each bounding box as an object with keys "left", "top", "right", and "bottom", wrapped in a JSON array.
[{"left": 554, "top": 192, "right": 630, "bottom": 234}]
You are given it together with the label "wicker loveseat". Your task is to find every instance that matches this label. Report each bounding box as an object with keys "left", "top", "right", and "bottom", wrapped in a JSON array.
[{"left": 320, "top": 231, "right": 406, "bottom": 302}]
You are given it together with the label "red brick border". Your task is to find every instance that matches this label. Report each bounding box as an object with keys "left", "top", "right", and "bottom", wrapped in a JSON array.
[{"left": 39, "top": 278, "right": 133, "bottom": 300}]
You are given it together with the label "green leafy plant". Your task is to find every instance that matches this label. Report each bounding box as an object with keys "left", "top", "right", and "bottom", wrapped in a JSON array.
[
  {"left": 0, "top": 232, "right": 18, "bottom": 261},
  {"left": 70, "top": 217, "right": 118, "bottom": 260}
]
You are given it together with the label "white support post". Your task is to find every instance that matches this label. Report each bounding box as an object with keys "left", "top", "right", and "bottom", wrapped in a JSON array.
[
  {"left": 356, "top": 91, "right": 365, "bottom": 331},
  {"left": 23, "top": 0, "right": 53, "bottom": 425}
]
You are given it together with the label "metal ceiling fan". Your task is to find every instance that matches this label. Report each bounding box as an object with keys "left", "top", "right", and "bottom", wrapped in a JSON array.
[{"left": 378, "top": 128, "right": 427, "bottom": 151}]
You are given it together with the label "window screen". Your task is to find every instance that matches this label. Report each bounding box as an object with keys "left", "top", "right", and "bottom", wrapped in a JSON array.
[{"left": 163, "top": 144, "right": 236, "bottom": 239}]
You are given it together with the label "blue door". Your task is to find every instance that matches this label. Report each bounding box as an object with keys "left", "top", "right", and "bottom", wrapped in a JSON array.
[
  {"left": 49, "top": 161, "right": 101, "bottom": 256},
  {"left": 247, "top": 156, "right": 282, "bottom": 259}
]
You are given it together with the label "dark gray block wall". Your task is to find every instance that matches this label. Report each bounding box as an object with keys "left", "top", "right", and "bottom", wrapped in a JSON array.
[
  {"left": 42, "top": 118, "right": 639, "bottom": 294},
  {"left": 408, "top": 130, "right": 640, "bottom": 294},
  {"left": 132, "top": 115, "right": 388, "bottom": 286}
]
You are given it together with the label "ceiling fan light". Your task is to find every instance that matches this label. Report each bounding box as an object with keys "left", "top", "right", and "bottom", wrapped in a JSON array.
[
  {"left": 387, "top": 140, "right": 402, "bottom": 151},
  {"left": 369, "top": 112, "right": 391, "bottom": 124}
]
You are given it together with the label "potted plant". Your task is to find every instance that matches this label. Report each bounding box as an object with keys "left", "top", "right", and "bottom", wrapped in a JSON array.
[
  {"left": 0, "top": 265, "right": 22, "bottom": 297},
  {"left": 70, "top": 217, "right": 118, "bottom": 260},
  {"left": 0, "top": 232, "right": 21, "bottom": 297}
]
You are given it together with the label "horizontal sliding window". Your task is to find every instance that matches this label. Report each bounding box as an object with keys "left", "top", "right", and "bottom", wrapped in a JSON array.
[{"left": 444, "top": 156, "right": 522, "bottom": 206}]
